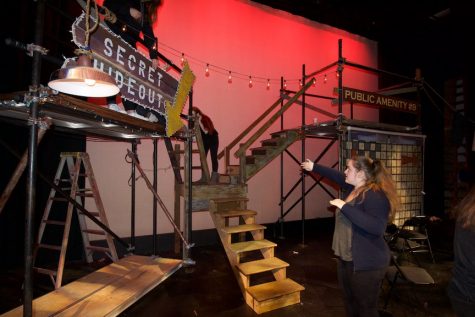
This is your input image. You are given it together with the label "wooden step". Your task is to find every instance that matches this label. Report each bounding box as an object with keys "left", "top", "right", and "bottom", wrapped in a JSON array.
[
  {"left": 237, "top": 257, "right": 289, "bottom": 276},
  {"left": 210, "top": 197, "right": 249, "bottom": 204},
  {"left": 229, "top": 239, "right": 276, "bottom": 254},
  {"left": 33, "top": 267, "right": 57, "bottom": 276},
  {"left": 43, "top": 220, "right": 66, "bottom": 226},
  {"left": 247, "top": 278, "right": 305, "bottom": 314},
  {"left": 38, "top": 244, "right": 62, "bottom": 251},
  {"left": 251, "top": 147, "right": 268, "bottom": 155},
  {"left": 261, "top": 138, "right": 280, "bottom": 147},
  {"left": 221, "top": 224, "right": 266, "bottom": 234},
  {"left": 216, "top": 209, "right": 257, "bottom": 218},
  {"left": 86, "top": 245, "right": 110, "bottom": 253},
  {"left": 246, "top": 156, "right": 256, "bottom": 164}
]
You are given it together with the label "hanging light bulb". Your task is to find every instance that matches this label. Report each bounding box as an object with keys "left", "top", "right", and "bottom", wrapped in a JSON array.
[
  {"left": 299, "top": 79, "right": 303, "bottom": 87},
  {"left": 312, "top": 78, "right": 316, "bottom": 87},
  {"left": 336, "top": 71, "right": 340, "bottom": 78},
  {"left": 228, "top": 71, "right": 232, "bottom": 84},
  {"left": 181, "top": 53, "right": 185, "bottom": 66},
  {"left": 121, "top": 24, "right": 127, "bottom": 32},
  {"left": 324, "top": 74, "right": 327, "bottom": 83},
  {"left": 205, "top": 63, "right": 210, "bottom": 77},
  {"left": 47, "top": 1, "right": 119, "bottom": 97},
  {"left": 248, "top": 76, "right": 253, "bottom": 88},
  {"left": 283, "top": 80, "right": 287, "bottom": 89},
  {"left": 48, "top": 54, "right": 120, "bottom": 97},
  {"left": 267, "top": 79, "right": 270, "bottom": 90}
]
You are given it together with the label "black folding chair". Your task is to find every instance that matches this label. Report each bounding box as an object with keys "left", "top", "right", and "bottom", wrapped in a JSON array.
[
  {"left": 398, "top": 216, "right": 435, "bottom": 264},
  {"left": 383, "top": 253, "right": 435, "bottom": 310}
]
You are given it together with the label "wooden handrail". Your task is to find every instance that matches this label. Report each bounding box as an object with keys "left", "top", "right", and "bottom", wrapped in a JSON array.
[
  {"left": 217, "top": 97, "right": 283, "bottom": 160},
  {"left": 235, "top": 79, "right": 314, "bottom": 158}
]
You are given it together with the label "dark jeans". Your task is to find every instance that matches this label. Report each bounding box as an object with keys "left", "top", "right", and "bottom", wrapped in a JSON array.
[
  {"left": 202, "top": 131, "right": 219, "bottom": 172},
  {"left": 337, "top": 258, "right": 386, "bottom": 317},
  {"left": 448, "top": 283, "right": 475, "bottom": 317}
]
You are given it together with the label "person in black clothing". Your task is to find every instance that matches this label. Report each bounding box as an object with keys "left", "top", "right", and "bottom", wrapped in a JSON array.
[
  {"left": 447, "top": 184, "right": 475, "bottom": 317},
  {"left": 103, "top": 0, "right": 164, "bottom": 123},
  {"left": 192, "top": 107, "right": 219, "bottom": 183},
  {"left": 301, "top": 156, "right": 399, "bottom": 317}
]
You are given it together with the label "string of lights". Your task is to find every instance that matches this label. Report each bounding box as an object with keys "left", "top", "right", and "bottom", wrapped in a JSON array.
[
  {"left": 157, "top": 41, "right": 340, "bottom": 90},
  {"left": 94, "top": 4, "right": 340, "bottom": 91}
]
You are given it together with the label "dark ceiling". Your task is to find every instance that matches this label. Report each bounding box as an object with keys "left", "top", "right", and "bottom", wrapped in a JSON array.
[
  {"left": 251, "top": 0, "right": 455, "bottom": 42},
  {"left": 251, "top": 0, "right": 473, "bottom": 86}
]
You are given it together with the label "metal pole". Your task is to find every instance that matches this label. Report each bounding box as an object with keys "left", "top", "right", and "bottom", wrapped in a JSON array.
[
  {"left": 24, "top": 1, "right": 45, "bottom": 315},
  {"left": 131, "top": 141, "right": 137, "bottom": 250},
  {"left": 338, "top": 39, "right": 344, "bottom": 116},
  {"left": 153, "top": 139, "right": 158, "bottom": 256},
  {"left": 279, "top": 76, "right": 285, "bottom": 239},
  {"left": 301, "top": 64, "right": 306, "bottom": 246},
  {"left": 183, "top": 90, "right": 194, "bottom": 264}
]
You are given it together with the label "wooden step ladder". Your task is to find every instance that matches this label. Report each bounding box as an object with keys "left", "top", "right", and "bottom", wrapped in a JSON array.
[
  {"left": 33, "top": 152, "right": 118, "bottom": 289},
  {"left": 209, "top": 197, "right": 304, "bottom": 314}
]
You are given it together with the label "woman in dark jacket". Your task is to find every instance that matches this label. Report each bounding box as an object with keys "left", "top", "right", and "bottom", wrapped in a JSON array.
[
  {"left": 301, "top": 156, "right": 399, "bottom": 317},
  {"left": 448, "top": 184, "right": 475, "bottom": 317}
]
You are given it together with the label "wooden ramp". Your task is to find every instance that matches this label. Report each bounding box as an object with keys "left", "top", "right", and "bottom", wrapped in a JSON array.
[{"left": 1, "top": 255, "right": 182, "bottom": 317}]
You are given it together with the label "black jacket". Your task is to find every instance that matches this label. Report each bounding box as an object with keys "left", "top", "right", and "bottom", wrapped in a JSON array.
[{"left": 103, "top": 0, "right": 158, "bottom": 59}]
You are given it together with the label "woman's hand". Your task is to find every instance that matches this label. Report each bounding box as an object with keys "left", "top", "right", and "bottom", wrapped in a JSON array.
[
  {"left": 329, "top": 199, "right": 345, "bottom": 209},
  {"left": 300, "top": 159, "right": 314, "bottom": 171}
]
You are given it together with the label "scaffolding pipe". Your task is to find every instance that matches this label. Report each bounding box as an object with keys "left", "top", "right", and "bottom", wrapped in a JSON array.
[{"left": 24, "top": 1, "right": 46, "bottom": 315}]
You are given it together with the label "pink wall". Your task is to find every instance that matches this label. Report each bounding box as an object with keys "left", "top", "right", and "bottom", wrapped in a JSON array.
[{"left": 88, "top": 0, "right": 379, "bottom": 236}]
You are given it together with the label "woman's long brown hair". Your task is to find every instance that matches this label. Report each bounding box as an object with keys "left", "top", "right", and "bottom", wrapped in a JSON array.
[
  {"left": 351, "top": 156, "right": 400, "bottom": 222},
  {"left": 450, "top": 185, "right": 475, "bottom": 229}
]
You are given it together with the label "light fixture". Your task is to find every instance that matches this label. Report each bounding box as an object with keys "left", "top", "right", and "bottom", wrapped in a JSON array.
[
  {"left": 47, "top": 0, "right": 119, "bottom": 97},
  {"left": 48, "top": 55, "right": 119, "bottom": 97}
]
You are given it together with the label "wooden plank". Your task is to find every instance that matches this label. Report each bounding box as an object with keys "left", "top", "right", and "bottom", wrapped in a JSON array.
[
  {"left": 247, "top": 278, "right": 304, "bottom": 302},
  {"left": 237, "top": 257, "right": 289, "bottom": 276},
  {"left": 221, "top": 224, "right": 266, "bottom": 234},
  {"left": 253, "top": 290, "right": 301, "bottom": 314},
  {"left": 229, "top": 239, "right": 276, "bottom": 254},
  {"left": 216, "top": 209, "right": 257, "bottom": 218},
  {"left": 1, "top": 255, "right": 182, "bottom": 317}
]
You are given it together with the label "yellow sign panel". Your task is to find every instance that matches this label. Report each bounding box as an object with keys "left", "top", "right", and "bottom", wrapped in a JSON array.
[{"left": 166, "top": 61, "right": 196, "bottom": 136}]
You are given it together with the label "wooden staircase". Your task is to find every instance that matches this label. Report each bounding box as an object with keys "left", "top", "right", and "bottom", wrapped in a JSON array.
[
  {"left": 229, "top": 129, "right": 302, "bottom": 181},
  {"left": 170, "top": 82, "right": 313, "bottom": 314},
  {"left": 172, "top": 129, "right": 304, "bottom": 314},
  {"left": 208, "top": 197, "right": 304, "bottom": 314}
]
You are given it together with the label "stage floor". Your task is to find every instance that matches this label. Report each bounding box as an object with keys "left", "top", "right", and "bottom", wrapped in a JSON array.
[
  {"left": 0, "top": 219, "right": 456, "bottom": 317},
  {"left": 0, "top": 255, "right": 182, "bottom": 317}
]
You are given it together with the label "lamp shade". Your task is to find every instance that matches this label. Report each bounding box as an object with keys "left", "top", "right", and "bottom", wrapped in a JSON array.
[{"left": 48, "top": 55, "right": 119, "bottom": 98}]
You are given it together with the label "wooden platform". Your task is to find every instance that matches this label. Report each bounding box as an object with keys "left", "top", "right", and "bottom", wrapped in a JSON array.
[{"left": 1, "top": 255, "right": 182, "bottom": 317}]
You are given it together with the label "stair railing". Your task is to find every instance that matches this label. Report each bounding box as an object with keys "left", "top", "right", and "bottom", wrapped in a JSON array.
[
  {"left": 218, "top": 98, "right": 283, "bottom": 170},
  {"left": 219, "top": 79, "right": 314, "bottom": 182}
]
